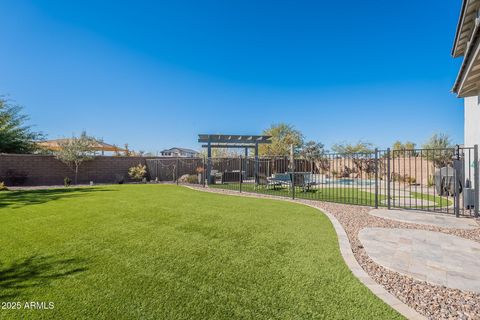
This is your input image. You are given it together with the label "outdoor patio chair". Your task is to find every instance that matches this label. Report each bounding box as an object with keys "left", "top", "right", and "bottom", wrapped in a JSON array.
[
  {"left": 271, "top": 173, "right": 292, "bottom": 188},
  {"left": 221, "top": 171, "right": 242, "bottom": 183},
  {"left": 278, "top": 172, "right": 316, "bottom": 192},
  {"left": 301, "top": 173, "right": 317, "bottom": 192},
  {"left": 208, "top": 170, "right": 222, "bottom": 184},
  {"left": 292, "top": 173, "right": 311, "bottom": 192},
  {"left": 255, "top": 173, "right": 282, "bottom": 190}
]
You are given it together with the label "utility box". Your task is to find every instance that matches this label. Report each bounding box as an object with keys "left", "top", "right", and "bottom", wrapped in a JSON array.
[{"left": 464, "top": 188, "right": 475, "bottom": 209}]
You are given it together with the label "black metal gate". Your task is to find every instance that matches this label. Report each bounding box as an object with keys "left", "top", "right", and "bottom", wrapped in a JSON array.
[{"left": 389, "top": 146, "right": 479, "bottom": 216}]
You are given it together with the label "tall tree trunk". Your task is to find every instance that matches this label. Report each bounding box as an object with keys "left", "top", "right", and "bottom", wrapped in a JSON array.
[{"left": 75, "top": 165, "right": 78, "bottom": 185}]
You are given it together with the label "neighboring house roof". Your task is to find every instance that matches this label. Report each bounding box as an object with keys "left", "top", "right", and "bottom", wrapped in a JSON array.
[
  {"left": 37, "top": 139, "right": 126, "bottom": 152},
  {"left": 160, "top": 147, "right": 199, "bottom": 154},
  {"left": 452, "top": 0, "right": 480, "bottom": 97}
]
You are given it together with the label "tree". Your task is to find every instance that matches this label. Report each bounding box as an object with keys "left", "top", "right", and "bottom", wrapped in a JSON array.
[
  {"left": 331, "top": 141, "right": 375, "bottom": 177},
  {"left": 123, "top": 143, "right": 133, "bottom": 156},
  {"left": 392, "top": 140, "right": 417, "bottom": 157},
  {"left": 392, "top": 140, "right": 402, "bottom": 152},
  {"left": 422, "top": 133, "right": 453, "bottom": 149},
  {"left": 198, "top": 148, "right": 239, "bottom": 158},
  {"left": 0, "top": 96, "right": 43, "bottom": 153},
  {"left": 422, "top": 133, "right": 454, "bottom": 168},
  {"left": 300, "top": 141, "right": 325, "bottom": 160},
  {"left": 300, "top": 141, "right": 329, "bottom": 172},
  {"left": 331, "top": 141, "right": 374, "bottom": 154},
  {"left": 55, "top": 132, "right": 97, "bottom": 184},
  {"left": 259, "top": 123, "right": 304, "bottom": 156}
]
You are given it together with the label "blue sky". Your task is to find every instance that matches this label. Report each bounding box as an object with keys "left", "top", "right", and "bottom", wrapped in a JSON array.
[{"left": 0, "top": 0, "right": 464, "bottom": 153}]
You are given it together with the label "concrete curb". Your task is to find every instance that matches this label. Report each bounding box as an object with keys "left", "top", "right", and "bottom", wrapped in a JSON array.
[{"left": 184, "top": 185, "right": 426, "bottom": 320}]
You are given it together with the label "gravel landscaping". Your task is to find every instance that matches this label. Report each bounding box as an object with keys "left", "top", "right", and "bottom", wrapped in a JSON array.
[{"left": 192, "top": 186, "right": 480, "bottom": 320}]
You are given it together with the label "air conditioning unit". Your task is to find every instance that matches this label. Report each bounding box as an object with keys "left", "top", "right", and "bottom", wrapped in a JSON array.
[{"left": 464, "top": 188, "right": 475, "bottom": 209}]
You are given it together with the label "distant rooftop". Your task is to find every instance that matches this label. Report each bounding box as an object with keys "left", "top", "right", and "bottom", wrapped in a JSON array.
[{"left": 160, "top": 147, "right": 199, "bottom": 154}]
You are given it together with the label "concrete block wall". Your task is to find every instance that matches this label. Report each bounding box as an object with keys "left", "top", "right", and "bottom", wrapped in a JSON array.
[{"left": 0, "top": 154, "right": 154, "bottom": 186}]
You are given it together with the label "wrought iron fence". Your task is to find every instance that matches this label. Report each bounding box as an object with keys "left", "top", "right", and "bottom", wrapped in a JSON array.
[
  {"left": 145, "top": 158, "right": 205, "bottom": 185},
  {"left": 146, "top": 146, "right": 480, "bottom": 217}
]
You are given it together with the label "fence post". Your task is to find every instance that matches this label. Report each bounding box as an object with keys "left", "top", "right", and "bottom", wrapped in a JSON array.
[
  {"left": 176, "top": 158, "right": 179, "bottom": 185},
  {"left": 455, "top": 145, "right": 461, "bottom": 218},
  {"left": 291, "top": 145, "right": 295, "bottom": 200},
  {"left": 374, "top": 148, "right": 379, "bottom": 209},
  {"left": 475, "top": 145, "right": 479, "bottom": 218},
  {"left": 387, "top": 148, "right": 391, "bottom": 210},
  {"left": 239, "top": 155, "right": 243, "bottom": 193}
]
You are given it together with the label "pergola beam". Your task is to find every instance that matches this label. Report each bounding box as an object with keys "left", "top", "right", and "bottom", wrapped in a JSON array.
[
  {"left": 201, "top": 144, "right": 262, "bottom": 148},
  {"left": 198, "top": 134, "right": 272, "bottom": 144}
]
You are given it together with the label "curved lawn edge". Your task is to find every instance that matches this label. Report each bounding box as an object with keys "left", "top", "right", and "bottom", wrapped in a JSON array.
[{"left": 185, "top": 185, "right": 425, "bottom": 320}]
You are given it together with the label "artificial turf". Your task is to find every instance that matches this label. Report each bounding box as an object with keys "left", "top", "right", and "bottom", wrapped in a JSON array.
[{"left": 0, "top": 185, "right": 403, "bottom": 319}]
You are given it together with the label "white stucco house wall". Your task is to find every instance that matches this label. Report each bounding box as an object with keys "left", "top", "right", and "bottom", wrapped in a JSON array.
[{"left": 464, "top": 97, "right": 480, "bottom": 147}]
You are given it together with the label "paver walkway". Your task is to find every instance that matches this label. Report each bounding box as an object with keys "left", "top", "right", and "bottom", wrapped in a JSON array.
[
  {"left": 359, "top": 227, "right": 480, "bottom": 293},
  {"left": 369, "top": 208, "right": 479, "bottom": 229}
]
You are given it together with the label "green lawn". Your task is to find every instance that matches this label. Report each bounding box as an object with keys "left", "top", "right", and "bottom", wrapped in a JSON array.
[
  {"left": 410, "top": 191, "right": 453, "bottom": 208},
  {"left": 0, "top": 185, "right": 402, "bottom": 319}
]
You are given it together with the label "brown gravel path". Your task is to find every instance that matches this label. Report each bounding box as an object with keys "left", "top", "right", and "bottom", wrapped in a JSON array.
[{"left": 189, "top": 185, "right": 480, "bottom": 320}]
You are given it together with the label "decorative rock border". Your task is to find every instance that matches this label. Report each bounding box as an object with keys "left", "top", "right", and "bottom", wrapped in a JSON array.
[
  {"left": 184, "top": 185, "right": 425, "bottom": 319},
  {"left": 314, "top": 207, "right": 426, "bottom": 320}
]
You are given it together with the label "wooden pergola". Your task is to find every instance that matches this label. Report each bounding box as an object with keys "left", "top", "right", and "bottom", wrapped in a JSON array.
[
  {"left": 198, "top": 134, "right": 272, "bottom": 183},
  {"left": 37, "top": 139, "right": 126, "bottom": 155}
]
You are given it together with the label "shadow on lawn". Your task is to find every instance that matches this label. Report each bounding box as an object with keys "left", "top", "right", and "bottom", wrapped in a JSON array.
[
  {"left": 0, "top": 255, "right": 88, "bottom": 299},
  {"left": 0, "top": 187, "right": 114, "bottom": 209}
]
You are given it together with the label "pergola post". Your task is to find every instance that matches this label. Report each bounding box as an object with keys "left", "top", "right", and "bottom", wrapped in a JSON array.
[
  {"left": 244, "top": 147, "right": 248, "bottom": 179},
  {"left": 207, "top": 141, "right": 212, "bottom": 184}
]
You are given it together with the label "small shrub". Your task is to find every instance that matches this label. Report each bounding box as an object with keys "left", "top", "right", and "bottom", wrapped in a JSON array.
[
  {"left": 391, "top": 173, "right": 400, "bottom": 182},
  {"left": 339, "top": 166, "right": 352, "bottom": 178},
  {"left": 427, "top": 175, "right": 434, "bottom": 187},
  {"left": 64, "top": 177, "right": 72, "bottom": 187},
  {"left": 114, "top": 174, "right": 125, "bottom": 184},
  {"left": 178, "top": 174, "right": 190, "bottom": 183},
  {"left": 5, "top": 169, "right": 28, "bottom": 186},
  {"left": 186, "top": 174, "right": 198, "bottom": 184},
  {"left": 405, "top": 176, "right": 417, "bottom": 185},
  {"left": 0, "top": 182, "right": 8, "bottom": 191},
  {"left": 128, "top": 164, "right": 147, "bottom": 181}
]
